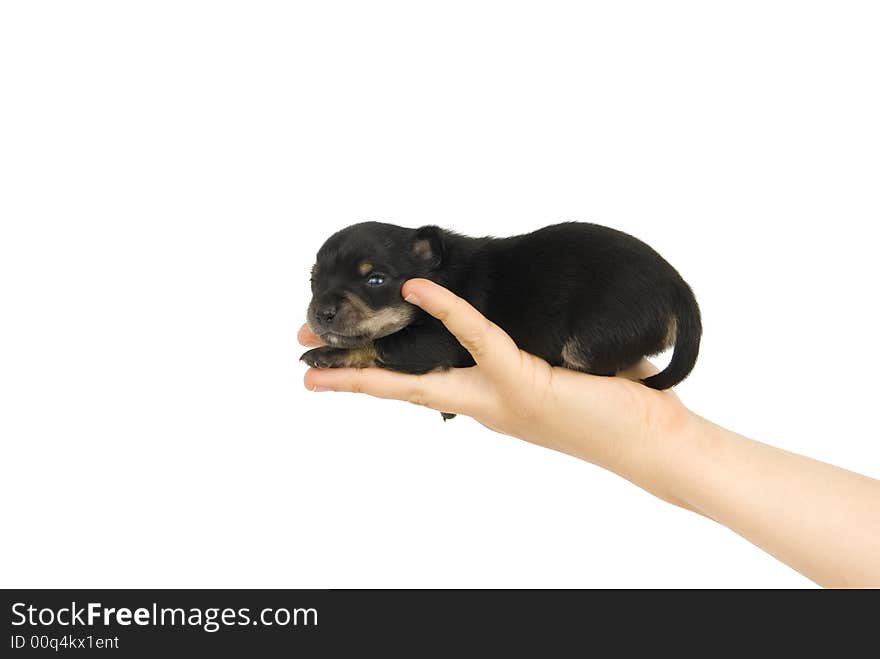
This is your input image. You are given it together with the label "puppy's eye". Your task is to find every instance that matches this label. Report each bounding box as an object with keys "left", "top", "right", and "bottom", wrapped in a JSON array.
[{"left": 365, "top": 274, "right": 386, "bottom": 287}]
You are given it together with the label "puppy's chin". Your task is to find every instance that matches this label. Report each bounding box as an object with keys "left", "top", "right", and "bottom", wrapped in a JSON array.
[
  {"left": 319, "top": 332, "right": 373, "bottom": 348},
  {"left": 319, "top": 322, "right": 411, "bottom": 348}
]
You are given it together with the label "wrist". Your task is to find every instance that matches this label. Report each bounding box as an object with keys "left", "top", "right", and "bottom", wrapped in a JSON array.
[
  {"left": 615, "top": 403, "right": 713, "bottom": 512},
  {"left": 644, "top": 411, "right": 726, "bottom": 513}
]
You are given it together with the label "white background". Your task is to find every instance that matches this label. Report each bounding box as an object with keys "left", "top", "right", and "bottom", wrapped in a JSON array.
[{"left": 1, "top": 1, "right": 878, "bottom": 588}]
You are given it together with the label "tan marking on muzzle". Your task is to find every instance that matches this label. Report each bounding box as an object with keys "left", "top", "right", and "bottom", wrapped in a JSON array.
[{"left": 343, "top": 292, "right": 415, "bottom": 339}]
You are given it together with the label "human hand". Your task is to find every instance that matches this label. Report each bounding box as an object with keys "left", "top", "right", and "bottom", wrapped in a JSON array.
[
  {"left": 300, "top": 279, "right": 693, "bottom": 487},
  {"left": 301, "top": 280, "right": 880, "bottom": 585}
]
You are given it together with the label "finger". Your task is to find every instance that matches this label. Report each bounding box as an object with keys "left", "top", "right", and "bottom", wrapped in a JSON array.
[
  {"left": 298, "top": 324, "right": 324, "bottom": 347},
  {"left": 401, "top": 278, "right": 520, "bottom": 379},
  {"left": 616, "top": 359, "right": 660, "bottom": 381},
  {"left": 303, "top": 366, "right": 484, "bottom": 417}
]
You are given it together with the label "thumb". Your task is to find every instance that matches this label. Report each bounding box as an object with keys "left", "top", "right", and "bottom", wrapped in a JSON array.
[{"left": 401, "top": 278, "right": 520, "bottom": 381}]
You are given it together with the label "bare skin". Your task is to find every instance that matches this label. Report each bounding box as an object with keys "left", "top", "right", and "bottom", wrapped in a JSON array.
[{"left": 300, "top": 278, "right": 880, "bottom": 587}]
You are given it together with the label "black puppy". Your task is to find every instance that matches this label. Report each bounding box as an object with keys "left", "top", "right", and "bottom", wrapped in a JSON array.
[{"left": 302, "top": 222, "right": 701, "bottom": 409}]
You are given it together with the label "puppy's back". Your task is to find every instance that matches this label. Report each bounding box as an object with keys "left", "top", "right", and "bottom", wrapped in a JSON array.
[{"left": 476, "top": 222, "right": 700, "bottom": 387}]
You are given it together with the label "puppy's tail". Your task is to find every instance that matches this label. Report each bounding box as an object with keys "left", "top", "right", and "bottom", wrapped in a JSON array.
[{"left": 641, "top": 286, "right": 702, "bottom": 391}]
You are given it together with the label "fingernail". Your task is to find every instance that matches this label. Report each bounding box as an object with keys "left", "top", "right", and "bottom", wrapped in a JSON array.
[
  {"left": 404, "top": 293, "right": 421, "bottom": 306},
  {"left": 310, "top": 385, "right": 329, "bottom": 392}
]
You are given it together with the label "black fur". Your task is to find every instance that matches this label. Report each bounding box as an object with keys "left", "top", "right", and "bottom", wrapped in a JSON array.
[{"left": 303, "top": 221, "right": 701, "bottom": 394}]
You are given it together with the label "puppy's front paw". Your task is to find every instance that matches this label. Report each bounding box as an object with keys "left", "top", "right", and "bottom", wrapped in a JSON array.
[{"left": 300, "top": 346, "right": 346, "bottom": 368}]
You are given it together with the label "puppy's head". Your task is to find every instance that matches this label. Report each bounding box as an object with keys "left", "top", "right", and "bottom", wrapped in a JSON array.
[{"left": 307, "top": 222, "right": 444, "bottom": 348}]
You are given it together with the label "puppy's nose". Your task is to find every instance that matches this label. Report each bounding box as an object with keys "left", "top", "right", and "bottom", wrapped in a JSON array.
[{"left": 317, "top": 305, "right": 337, "bottom": 324}]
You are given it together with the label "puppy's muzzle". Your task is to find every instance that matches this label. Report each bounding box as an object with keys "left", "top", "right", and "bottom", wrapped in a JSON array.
[
  {"left": 307, "top": 296, "right": 371, "bottom": 348},
  {"left": 307, "top": 292, "right": 416, "bottom": 348}
]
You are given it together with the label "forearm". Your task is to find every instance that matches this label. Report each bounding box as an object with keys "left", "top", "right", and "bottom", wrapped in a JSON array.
[{"left": 646, "top": 414, "right": 880, "bottom": 587}]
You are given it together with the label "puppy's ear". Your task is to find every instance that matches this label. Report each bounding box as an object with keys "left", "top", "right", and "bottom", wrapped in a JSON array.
[{"left": 411, "top": 225, "right": 444, "bottom": 269}]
